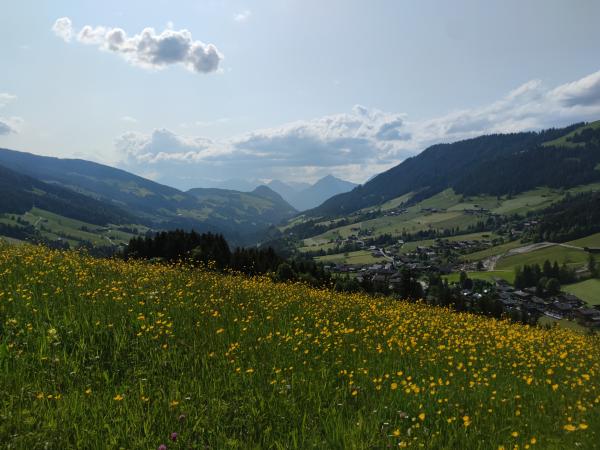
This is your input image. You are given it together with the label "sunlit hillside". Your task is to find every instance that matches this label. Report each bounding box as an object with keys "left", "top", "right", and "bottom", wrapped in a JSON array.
[{"left": 1, "top": 243, "right": 599, "bottom": 449}]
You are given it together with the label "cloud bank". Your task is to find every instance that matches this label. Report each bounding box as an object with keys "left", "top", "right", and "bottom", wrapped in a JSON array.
[
  {"left": 0, "top": 93, "right": 17, "bottom": 108},
  {"left": 52, "top": 17, "right": 223, "bottom": 74},
  {"left": 116, "top": 69, "right": 600, "bottom": 188},
  {"left": 0, "top": 121, "right": 13, "bottom": 135},
  {"left": 0, "top": 93, "right": 20, "bottom": 135}
]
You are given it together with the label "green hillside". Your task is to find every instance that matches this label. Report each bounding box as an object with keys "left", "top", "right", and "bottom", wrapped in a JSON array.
[
  {"left": 543, "top": 120, "right": 600, "bottom": 148},
  {"left": 0, "top": 207, "right": 147, "bottom": 249},
  {"left": 1, "top": 243, "right": 599, "bottom": 448},
  {"left": 300, "top": 184, "right": 595, "bottom": 258},
  {"left": 308, "top": 122, "right": 597, "bottom": 217},
  {"left": 0, "top": 149, "right": 296, "bottom": 241},
  {"left": 495, "top": 245, "right": 588, "bottom": 272},
  {"left": 563, "top": 279, "right": 600, "bottom": 306},
  {"left": 186, "top": 185, "right": 296, "bottom": 226}
]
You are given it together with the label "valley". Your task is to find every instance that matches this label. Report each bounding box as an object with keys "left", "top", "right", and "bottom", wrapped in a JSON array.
[{"left": 277, "top": 122, "right": 600, "bottom": 330}]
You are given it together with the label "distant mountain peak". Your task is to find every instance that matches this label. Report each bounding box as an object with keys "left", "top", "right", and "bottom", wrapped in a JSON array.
[
  {"left": 266, "top": 175, "right": 357, "bottom": 211},
  {"left": 252, "top": 184, "right": 280, "bottom": 199}
]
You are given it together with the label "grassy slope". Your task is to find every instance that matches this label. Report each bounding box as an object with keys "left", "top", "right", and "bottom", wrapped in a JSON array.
[
  {"left": 543, "top": 120, "right": 600, "bottom": 148},
  {"left": 459, "top": 240, "right": 524, "bottom": 262},
  {"left": 563, "top": 279, "right": 600, "bottom": 306},
  {"left": 301, "top": 186, "right": 588, "bottom": 256},
  {"left": 1, "top": 243, "right": 600, "bottom": 449},
  {"left": 0, "top": 236, "right": 24, "bottom": 245},
  {"left": 444, "top": 270, "right": 516, "bottom": 285},
  {"left": 315, "top": 249, "right": 384, "bottom": 265},
  {"left": 537, "top": 315, "right": 589, "bottom": 333},
  {"left": 0, "top": 207, "right": 145, "bottom": 247},
  {"left": 569, "top": 232, "right": 600, "bottom": 249},
  {"left": 300, "top": 181, "right": 600, "bottom": 260},
  {"left": 495, "top": 245, "right": 588, "bottom": 271}
]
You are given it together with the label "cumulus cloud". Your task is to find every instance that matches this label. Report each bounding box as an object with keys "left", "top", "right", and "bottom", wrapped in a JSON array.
[
  {"left": 0, "top": 117, "right": 22, "bottom": 136},
  {"left": 117, "top": 106, "right": 411, "bottom": 187},
  {"left": 117, "top": 68, "right": 600, "bottom": 187},
  {"left": 0, "top": 120, "right": 13, "bottom": 135},
  {"left": 52, "top": 17, "right": 73, "bottom": 42},
  {"left": 116, "top": 129, "right": 228, "bottom": 163},
  {"left": 549, "top": 70, "right": 600, "bottom": 107},
  {"left": 409, "top": 69, "right": 600, "bottom": 148},
  {"left": 0, "top": 93, "right": 17, "bottom": 108},
  {"left": 53, "top": 17, "right": 223, "bottom": 74},
  {"left": 234, "top": 10, "right": 252, "bottom": 23},
  {"left": 0, "top": 94, "right": 21, "bottom": 136}
]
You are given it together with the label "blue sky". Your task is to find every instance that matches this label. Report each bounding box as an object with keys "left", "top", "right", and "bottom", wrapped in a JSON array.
[{"left": 1, "top": 0, "right": 600, "bottom": 189}]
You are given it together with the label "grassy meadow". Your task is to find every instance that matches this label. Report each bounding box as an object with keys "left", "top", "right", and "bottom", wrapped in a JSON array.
[
  {"left": 1, "top": 243, "right": 600, "bottom": 449},
  {"left": 563, "top": 279, "right": 600, "bottom": 306},
  {"left": 495, "top": 245, "right": 589, "bottom": 272}
]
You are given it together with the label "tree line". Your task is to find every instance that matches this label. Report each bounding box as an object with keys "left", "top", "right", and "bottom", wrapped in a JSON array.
[
  {"left": 124, "top": 229, "right": 331, "bottom": 287},
  {"left": 514, "top": 260, "right": 576, "bottom": 297}
]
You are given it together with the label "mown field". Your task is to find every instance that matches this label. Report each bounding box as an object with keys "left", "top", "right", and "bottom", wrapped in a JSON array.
[
  {"left": 315, "top": 250, "right": 384, "bottom": 265},
  {"left": 443, "top": 270, "right": 516, "bottom": 285},
  {"left": 0, "top": 207, "right": 146, "bottom": 248},
  {"left": 1, "top": 243, "right": 599, "bottom": 449},
  {"left": 563, "top": 279, "right": 600, "bottom": 306},
  {"left": 495, "top": 245, "right": 588, "bottom": 272}
]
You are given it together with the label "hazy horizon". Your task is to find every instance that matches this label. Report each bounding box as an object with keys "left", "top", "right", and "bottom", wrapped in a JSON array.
[{"left": 2, "top": 0, "right": 600, "bottom": 189}]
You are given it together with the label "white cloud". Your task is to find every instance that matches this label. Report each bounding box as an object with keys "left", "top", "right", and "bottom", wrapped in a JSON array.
[
  {"left": 53, "top": 17, "right": 223, "bottom": 74},
  {"left": 234, "top": 10, "right": 252, "bottom": 23},
  {"left": 549, "top": 70, "right": 600, "bottom": 107},
  {"left": 0, "top": 95, "right": 21, "bottom": 135},
  {"left": 408, "top": 69, "right": 600, "bottom": 147},
  {"left": 0, "top": 117, "right": 22, "bottom": 136},
  {"left": 116, "top": 69, "right": 600, "bottom": 187},
  {"left": 0, "top": 120, "right": 13, "bottom": 135},
  {"left": 52, "top": 17, "right": 73, "bottom": 42},
  {"left": 120, "top": 115, "right": 138, "bottom": 123},
  {"left": 0, "top": 93, "right": 17, "bottom": 108}
]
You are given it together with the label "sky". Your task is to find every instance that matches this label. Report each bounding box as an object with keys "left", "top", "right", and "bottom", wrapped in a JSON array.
[{"left": 1, "top": 0, "right": 600, "bottom": 190}]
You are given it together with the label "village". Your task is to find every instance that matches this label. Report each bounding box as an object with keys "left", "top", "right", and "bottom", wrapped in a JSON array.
[{"left": 323, "top": 235, "right": 600, "bottom": 331}]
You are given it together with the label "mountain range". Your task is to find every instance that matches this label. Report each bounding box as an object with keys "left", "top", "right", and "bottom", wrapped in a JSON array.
[
  {"left": 308, "top": 121, "right": 600, "bottom": 218},
  {"left": 0, "top": 148, "right": 297, "bottom": 243},
  {"left": 1, "top": 120, "right": 600, "bottom": 248},
  {"left": 267, "top": 175, "right": 357, "bottom": 211}
]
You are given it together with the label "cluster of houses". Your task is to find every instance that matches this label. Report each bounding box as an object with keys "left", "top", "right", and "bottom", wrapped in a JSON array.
[
  {"left": 382, "top": 208, "right": 408, "bottom": 217},
  {"left": 494, "top": 279, "right": 600, "bottom": 329},
  {"left": 325, "top": 255, "right": 600, "bottom": 330},
  {"left": 327, "top": 237, "right": 496, "bottom": 278}
]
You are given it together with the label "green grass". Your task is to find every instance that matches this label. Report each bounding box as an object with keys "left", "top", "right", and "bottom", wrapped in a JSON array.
[
  {"left": 496, "top": 245, "right": 588, "bottom": 272},
  {"left": 460, "top": 240, "right": 524, "bottom": 262},
  {"left": 1, "top": 243, "right": 600, "bottom": 449},
  {"left": 315, "top": 249, "right": 384, "bottom": 265},
  {"left": 301, "top": 186, "right": 595, "bottom": 254},
  {"left": 543, "top": 120, "right": 600, "bottom": 148},
  {"left": 0, "top": 207, "right": 145, "bottom": 248},
  {"left": 568, "top": 233, "right": 600, "bottom": 249},
  {"left": 563, "top": 279, "right": 600, "bottom": 306},
  {"left": 0, "top": 235, "right": 25, "bottom": 245},
  {"left": 537, "top": 315, "right": 589, "bottom": 333},
  {"left": 444, "top": 270, "right": 515, "bottom": 285}
]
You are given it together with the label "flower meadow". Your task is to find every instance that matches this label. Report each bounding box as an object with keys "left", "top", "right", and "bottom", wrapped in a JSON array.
[{"left": 1, "top": 243, "right": 599, "bottom": 449}]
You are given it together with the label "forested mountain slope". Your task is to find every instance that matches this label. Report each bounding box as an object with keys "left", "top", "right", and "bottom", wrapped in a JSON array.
[{"left": 308, "top": 122, "right": 596, "bottom": 217}]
